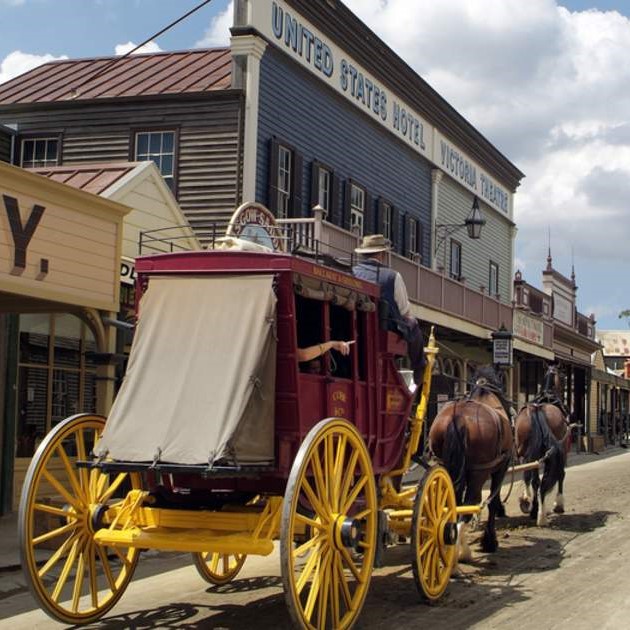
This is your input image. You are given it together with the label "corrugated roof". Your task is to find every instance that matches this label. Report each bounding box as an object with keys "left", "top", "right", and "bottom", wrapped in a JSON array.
[
  {"left": 0, "top": 48, "right": 232, "bottom": 105},
  {"left": 29, "top": 163, "right": 140, "bottom": 195}
]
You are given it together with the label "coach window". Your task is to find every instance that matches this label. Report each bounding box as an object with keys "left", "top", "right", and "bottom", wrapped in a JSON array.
[
  {"left": 330, "top": 303, "right": 353, "bottom": 380},
  {"left": 295, "top": 294, "right": 325, "bottom": 374}
]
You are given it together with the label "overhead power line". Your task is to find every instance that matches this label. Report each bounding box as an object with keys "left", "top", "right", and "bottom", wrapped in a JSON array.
[{"left": 71, "top": 0, "right": 216, "bottom": 98}]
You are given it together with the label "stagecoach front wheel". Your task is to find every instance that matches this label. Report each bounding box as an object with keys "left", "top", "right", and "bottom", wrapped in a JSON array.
[
  {"left": 280, "top": 418, "right": 377, "bottom": 630},
  {"left": 411, "top": 465, "right": 457, "bottom": 602},
  {"left": 18, "top": 414, "right": 140, "bottom": 625},
  {"left": 192, "top": 552, "right": 247, "bottom": 585}
]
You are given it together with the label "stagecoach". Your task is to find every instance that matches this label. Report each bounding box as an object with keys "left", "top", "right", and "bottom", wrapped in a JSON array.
[{"left": 19, "top": 204, "right": 507, "bottom": 628}]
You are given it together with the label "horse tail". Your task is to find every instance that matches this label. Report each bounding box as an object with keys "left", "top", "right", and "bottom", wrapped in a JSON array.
[
  {"left": 529, "top": 406, "right": 563, "bottom": 469},
  {"left": 442, "top": 414, "right": 467, "bottom": 498}
]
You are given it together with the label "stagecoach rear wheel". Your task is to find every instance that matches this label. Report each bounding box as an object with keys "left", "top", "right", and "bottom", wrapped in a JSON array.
[
  {"left": 18, "top": 414, "right": 140, "bottom": 625},
  {"left": 411, "top": 465, "right": 457, "bottom": 602},
  {"left": 192, "top": 552, "right": 247, "bottom": 585},
  {"left": 280, "top": 418, "right": 377, "bottom": 630}
]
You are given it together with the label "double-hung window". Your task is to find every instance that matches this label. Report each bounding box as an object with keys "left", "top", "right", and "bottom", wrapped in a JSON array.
[
  {"left": 350, "top": 183, "right": 365, "bottom": 235},
  {"left": 21, "top": 137, "right": 59, "bottom": 168},
  {"left": 450, "top": 239, "right": 462, "bottom": 280},
  {"left": 276, "top": 144, "right": 292, "bottom": 219},
  {"left": 489, "top": 261, "right": 499, "bottom": 296},
  {"left": 134, "top": 130, "right": 176, "bottom": 191},
  {"left": 409, "top": 217, "right": 419, "bottom": 257},
  {"left": 317, "top": 166, "right": 331, "bottom": 214},
  {"left": 381, "top": 201, "right": 392, "bottom": 241}
]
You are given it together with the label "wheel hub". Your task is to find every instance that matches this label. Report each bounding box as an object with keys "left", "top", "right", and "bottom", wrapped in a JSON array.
[
  {"left": 442, "top": 521, "right": 458, "bottom": 546},
  {"left": 90, "top": 503, "right": 109, "bottom": 533},
  {"left": 334, "top": 515, "right": 362, "bottom": 549}
]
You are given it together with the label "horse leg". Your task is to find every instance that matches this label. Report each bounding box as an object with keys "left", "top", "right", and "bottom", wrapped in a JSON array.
[
  {"left": 519, "top": 468, "right": 533, "bottom": 515},
  {"left": 554, "top": 450, "right": 568, "bottom": 514},
  {"left": 482, "top": 461, "right": 509, "bottom": 553},
  {"left": 553, "top": 465, "right": 566, "bottom": 513},
  {"left": 530, "top": 469, "right": 540, "bottom": 522},
  {"left": 537, "top": 460, "right": 558, "bottom": 527},
  {"left": 456, "top": 474, "right": 483, "bottom": 563}
]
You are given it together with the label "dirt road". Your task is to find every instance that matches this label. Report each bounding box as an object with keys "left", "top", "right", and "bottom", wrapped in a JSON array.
[{"left": 2, "top": 449, "right": 630, "bottom": 629}]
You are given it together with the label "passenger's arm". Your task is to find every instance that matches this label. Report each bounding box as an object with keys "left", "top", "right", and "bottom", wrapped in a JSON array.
[{"left": 297, "top": 340, "right": 352, "bottom": 362}]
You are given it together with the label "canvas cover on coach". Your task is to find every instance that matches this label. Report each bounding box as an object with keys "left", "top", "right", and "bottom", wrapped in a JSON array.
[{"left": 95, "top": 274, "right": 277, "bottom": 466}]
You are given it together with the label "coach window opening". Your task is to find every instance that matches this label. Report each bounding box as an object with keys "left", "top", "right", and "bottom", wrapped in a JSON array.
[{"left": 295, "top": 294, "right": 325, "bottom": 375}]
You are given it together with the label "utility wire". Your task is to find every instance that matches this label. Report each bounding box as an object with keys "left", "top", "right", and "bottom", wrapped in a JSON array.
[{"left": 71, "top": 0, "right": 215, "bottom": 98}]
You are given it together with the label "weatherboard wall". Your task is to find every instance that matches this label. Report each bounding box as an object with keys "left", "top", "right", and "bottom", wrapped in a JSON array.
[
  {"left": 437, "top": 177, "right": 513, "bottom": 304},
  {"left": 255, "top": 47, "right": 432, "bottom": 258},
  {"left": 0, "top": 97, "right": 242, "bottom": 235}
]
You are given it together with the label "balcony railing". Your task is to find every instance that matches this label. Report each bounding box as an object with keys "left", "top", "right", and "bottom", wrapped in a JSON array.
[{"left": 279, "top": 212, "right": 513, "bottom": 334}]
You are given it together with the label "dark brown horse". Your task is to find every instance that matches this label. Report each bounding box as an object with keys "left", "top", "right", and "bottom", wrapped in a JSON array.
[
  {"left": 514, "top": 364, "right": 571, "bottom": 526},
  {"left": 429, "top": 366, "right": 513, "bottom": 562}
]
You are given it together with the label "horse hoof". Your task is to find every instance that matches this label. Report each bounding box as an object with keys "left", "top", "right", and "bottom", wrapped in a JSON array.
[
  {"left": 519, "top": 498, "right": 531, "bottom": 515},
  {"left": 481, "top": 532, "right": 499, "bottom": 553},
  {"left": 553, "top": 505, "right": 565, "bottom": 514},
  {"left": 481, "top": 540, "right": 499, "bottom": 553}
]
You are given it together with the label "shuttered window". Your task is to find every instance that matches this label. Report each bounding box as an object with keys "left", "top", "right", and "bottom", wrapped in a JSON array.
[
  {"left": 450, "top": 239, "right": 462, "bottom": 280},
  {"left": 269, "top": 138, "right": 303, "bottom": 218},
  {"left": 277, "top": 145, "right": 292, "bottom": 219},
  {"left": 489, "top": 261, "right": 499, "bottom": 296},
  {"left": 350, "top": 183, "right": 365, "bottom": 235}
]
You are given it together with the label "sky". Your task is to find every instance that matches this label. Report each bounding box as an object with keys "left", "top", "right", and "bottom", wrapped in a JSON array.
[{"left": 0, "top": 0, "right": 628, "bottom": 331}]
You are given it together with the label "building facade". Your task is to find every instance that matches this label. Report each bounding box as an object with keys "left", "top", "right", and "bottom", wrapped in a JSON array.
[{"left": 0, "top": 0, "right": 536, "bottom": 510}]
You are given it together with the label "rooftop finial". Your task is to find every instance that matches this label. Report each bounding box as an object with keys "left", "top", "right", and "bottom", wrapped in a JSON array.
[{"left": 546, "top": 227, "right": 553, "bottom": 271}]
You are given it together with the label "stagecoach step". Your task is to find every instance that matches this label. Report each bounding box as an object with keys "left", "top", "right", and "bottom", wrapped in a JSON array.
[{"left": 94, "top": 527, "right": 275, "bottom": 556}]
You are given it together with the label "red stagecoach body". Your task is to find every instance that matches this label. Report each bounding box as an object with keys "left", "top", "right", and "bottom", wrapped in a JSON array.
[{"left": 126, "top": 249, "right": 413, "bottom": 497}]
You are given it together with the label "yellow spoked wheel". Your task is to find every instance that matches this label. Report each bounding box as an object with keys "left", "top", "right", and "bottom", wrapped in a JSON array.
[
  {"left": 280, "top": 418, "right": 377, "bottom": 630},
  {"left": 192, "top": 552, "right": 247, "bottom": 585},
  {"left": 18, "top": 414, "right": 140, "bottom": 624},
  {"left": 411, "top": 465, "right": 457, "bottom": 602}
]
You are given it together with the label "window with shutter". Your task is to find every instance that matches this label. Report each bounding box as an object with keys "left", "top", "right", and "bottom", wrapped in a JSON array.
[{"left": 450, "top": 239, "right": 462, "bottom": 280}]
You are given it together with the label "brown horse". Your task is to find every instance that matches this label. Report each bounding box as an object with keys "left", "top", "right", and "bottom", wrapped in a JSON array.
[
  {"left": 514, "top": 364, "right": 571, "bottom": 526},
  {"left": 429, "top": 366, "right": 513, "bottom": 562}
]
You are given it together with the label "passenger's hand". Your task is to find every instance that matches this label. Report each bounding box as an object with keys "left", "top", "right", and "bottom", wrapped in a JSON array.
[{"left": 331, "top": 340, "right": 352, "bottom": 355}]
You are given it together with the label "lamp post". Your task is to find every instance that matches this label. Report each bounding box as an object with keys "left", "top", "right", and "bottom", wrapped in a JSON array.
[{"left": 433, "top": 196, "right": 486, "bottom": 275}]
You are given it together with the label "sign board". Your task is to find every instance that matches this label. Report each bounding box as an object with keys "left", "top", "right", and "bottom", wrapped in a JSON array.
[
  {"left": 247, "top": 0, "right": 513, "bottom": 216},
  {"left": 0, "top": 163, "right": 126, "bottom": 312},
  {"left": 513, "top": 310, "right": 544, "bottom": 346},
  {"left": 553, "top": 293, "right": 573, "bottom": 327},
  {"left": 120, "top": 256, "right": 135, "bottom": 286},
  {"left": 492, "top": 336, "right": 513, "bottom": 366},
  {"left": 225, "top": 202, "right": 284, "bottom": 251}
]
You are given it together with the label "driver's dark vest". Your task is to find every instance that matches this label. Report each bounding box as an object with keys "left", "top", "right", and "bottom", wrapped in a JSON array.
[{"left": 353, "top": 260, "right": 408, "bottom": 335}]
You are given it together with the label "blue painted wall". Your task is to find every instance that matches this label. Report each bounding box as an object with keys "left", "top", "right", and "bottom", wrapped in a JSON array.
[{"left": 256, "top": 47, "right": 432, "bottom": 259}]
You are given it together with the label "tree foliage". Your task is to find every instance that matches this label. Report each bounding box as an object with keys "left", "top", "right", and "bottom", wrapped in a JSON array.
[{"left": 619, "top": 310, "right": 630, "bottom": 326}]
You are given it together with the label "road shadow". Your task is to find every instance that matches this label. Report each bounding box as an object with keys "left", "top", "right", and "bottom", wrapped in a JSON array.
[
  {"left": 203, "top": 574, "right": 282, "bottom": 594},
  {"left": 77, "top": 592, "right": 292, "bottom": 629},
  {"left": 500, "top": 509, "right": 615, "bottom": 534}
]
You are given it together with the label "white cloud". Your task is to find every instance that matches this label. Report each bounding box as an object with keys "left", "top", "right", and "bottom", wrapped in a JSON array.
[
  {"left": 196, "top": 1, "right": 233, "bottom": 47},
  {"left": 342, "top": 0, "right": 630, "bottom": 327},
  {"left": 114, "top": 40, "right": 162, "bottom": 56},
  {"left": 0, "top": 0, "right": 26, "bottom": 6},
  {"left": 0, "top": 50, "right": 68, "bottom": 85}
]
